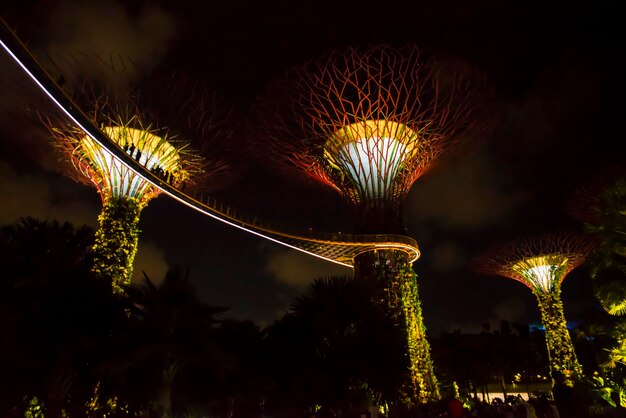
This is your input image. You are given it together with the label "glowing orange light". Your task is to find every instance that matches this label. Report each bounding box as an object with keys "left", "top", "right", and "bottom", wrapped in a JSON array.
[
  {"left": 254, "top": 45, "right": 489, "bottom": 207},
  {"left": 475, "top": 233, "right": 594, "bottom": 292},
  {"left": 76, "top": 126, "right": 185, "bottom": 203}
]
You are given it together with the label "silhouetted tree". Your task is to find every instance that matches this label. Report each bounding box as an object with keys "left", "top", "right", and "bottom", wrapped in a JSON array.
[
  {"left": 264, "top": 275, "right": 407, "bottom": 417},
  {"left": 0, "top": 217, "right": 126, "bottom": 417},
  {"left": 433, "top": 322, "right": 548, "bottom": 402},
  {"left": 574, "top": 173, "right": 626, "bottom": 315},
  {"left": 98, "top": 267, "right": 229, "bottom": 417},
  {"left": 205, "top": 319, "right": 266, "bottom": 417}
]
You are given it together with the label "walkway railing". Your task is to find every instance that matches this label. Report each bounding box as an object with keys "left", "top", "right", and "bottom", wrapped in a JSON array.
[{"left": 0, "top": 18, "right": 420, "bottom": 267}]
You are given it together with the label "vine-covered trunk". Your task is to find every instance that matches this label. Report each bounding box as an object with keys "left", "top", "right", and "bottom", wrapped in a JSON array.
[
  {"left": 397, "top": 262, "right": 440, "bottom": 403},
  {"left": 534, "top": 286, "right": 582, "bottom": 381},
  {"left": 92, "top": 197, "right": 142, "bottom": 294},
  {"left": 354, "top": 250, "right": 440, "bottom": 405}
]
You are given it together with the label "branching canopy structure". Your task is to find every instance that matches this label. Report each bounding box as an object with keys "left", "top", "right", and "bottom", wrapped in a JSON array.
[
  {"left": 254, "top": 45, "right": 488, "bottom": 232},
  {"left": 478, "top": 233, "right": 592, "bottom": 293},
  {"left": 143, "top": 73, "right": 242, "bottom": 193},
  {"left": 47, "top": 91, "right": 205, "bottom": 208},
  {"left": 253, "top": 45, "right": 489, "bottom": 405},
  {"left": 43, "top": 70, "right": 236, "bottom": 293},
  {"left": 475, "top": 232, "right": 595, "bottom": 381}
]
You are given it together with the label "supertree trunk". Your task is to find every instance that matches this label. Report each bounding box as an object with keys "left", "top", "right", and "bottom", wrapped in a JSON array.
[
  {"left": 353, "top": 201, "right": 404, "bottom": 235},
  {"left": 355, "top": 250, "right": 440, "bottom": 404},
  {"left": 92, "top": 197, "right": 142, "bottom": 294},
  {"left": 473, "top": 232, "right": 595, "bottom": 385},
  {"left": 534, "top": 286, "right": 583, "bottom": 381},
  {"left": 398, "top": 265, "right": 440, "bottom": 403},
  {"left": 253, "top": 46, "right": 490, "bottom": 407}
]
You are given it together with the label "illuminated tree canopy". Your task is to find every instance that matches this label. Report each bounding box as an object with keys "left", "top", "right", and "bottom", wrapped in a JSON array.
[
  {"left": 474, "top": 232, "right": 595, "bottom": 381},
  {"left": 476, "top": 232, "right": 594, "bottom": 293},
  {"left": 252, "top": 45, "right": 490, "bottom": 406},
  {"left": 45, "top": 92, "right": 205, "bottom": 208},
  {"left": 254, "top": 45, "right": 489, "bottom": 208},
  {"left": 41, "top": 70, "right": 236, "bottom": 293}
]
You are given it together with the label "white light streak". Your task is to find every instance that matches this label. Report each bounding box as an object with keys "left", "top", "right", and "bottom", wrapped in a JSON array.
[{"left": 1, "top": 32, "right": 420, "bottom": 269}]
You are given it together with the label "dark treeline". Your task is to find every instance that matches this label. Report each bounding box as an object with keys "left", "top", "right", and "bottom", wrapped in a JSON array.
[{"left": 1, "top": 217, "right": 624, "bottom": 418}]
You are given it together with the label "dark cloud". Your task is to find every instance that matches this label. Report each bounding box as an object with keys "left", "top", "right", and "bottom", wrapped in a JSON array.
[
  {"left": 40, "top": 0, "right": 178, "bottom": 86},
  {"left": 0, "top": 162, "right": 99, "bottom": 227},
  {"left": 445, "top": 294, "right": 533, "bottom": 334},
  {"left": 406, "top": 150, "right": 527, "bottom": 233},
  {"left": 0, "top": 54, "right": 60, "bottom": 171},
  {"left": 264, "top": 247, "right": 351, "bottom": 289},
  {"left": 493, "top": 59, "right": 602, "bottom": 162},
  {"left": 2, "top": 0, "right": 623, "bottom": 335},
  {"left": 132, "top": 239, "right": 169, "bottom": 286},
  {"left": 491, "top": 295, "right": 533, "bottom": 326},
  {"left": 425, "top": 240, "right": 468, "bottom": 274}
]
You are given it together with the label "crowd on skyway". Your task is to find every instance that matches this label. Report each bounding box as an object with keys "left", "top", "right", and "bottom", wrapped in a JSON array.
[{"left": 123, "top": 142, "right": 178, "bottom": 186}]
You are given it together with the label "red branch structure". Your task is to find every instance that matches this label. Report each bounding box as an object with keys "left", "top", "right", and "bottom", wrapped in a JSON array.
[
  {"left": 43, "top": 71, "right": 238, "bottom": 206},
  {"left": 475, "top": 233, "right": 595, "bottom": 292},
  {"left": 142, "top": 72, "right": 242, "bottom": 193},
  {"left": 252, "top": 45, "right": 490, "bottom": 405},
  {"left": 474, "top": 232, "right": 595, "bottom": 381},
  {"left": 40, "top": 67, "right": 236, "bottom": 294},
  {"left": 253, "top": 45, "right": 488, "bottom": 233}
]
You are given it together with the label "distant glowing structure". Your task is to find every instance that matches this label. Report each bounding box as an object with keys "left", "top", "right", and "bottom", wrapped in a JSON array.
[
  {"left": 255, "top": 45, "right": 487, "bottom": 404},
  {"left": 475, "top": 233, "right": 594, "bottom": 382},
  {"left": 45, "top": 82, "right": 210, "bottom": 294}
]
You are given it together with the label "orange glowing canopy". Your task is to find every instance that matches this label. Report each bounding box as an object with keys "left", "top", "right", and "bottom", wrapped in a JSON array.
[
  {"left": 323, "top": 120, "right": 421, "bottom": 200},
  {"left": 75, "top": 125, "right": 186, "bottom": 204},
  {"left": 253, "top": 45, "right": 490, "bottom": 206},
  {"left": 474, "top": 232, "right": 595, "bottom": 293}
]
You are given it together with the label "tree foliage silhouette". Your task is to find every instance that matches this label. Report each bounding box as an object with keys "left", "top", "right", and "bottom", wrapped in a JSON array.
[{"left": 265, "top": 275, "right": 408, "bottom": 417}]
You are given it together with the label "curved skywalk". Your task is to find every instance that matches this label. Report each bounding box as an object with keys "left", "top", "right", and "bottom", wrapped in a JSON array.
[{"left": 0, "top": 19, "right": 420, "bottom": 268}]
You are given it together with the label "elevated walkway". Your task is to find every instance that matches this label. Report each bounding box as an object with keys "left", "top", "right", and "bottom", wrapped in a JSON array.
[{"left": 0, "top": 19, "right": 420, "bottom": 267}]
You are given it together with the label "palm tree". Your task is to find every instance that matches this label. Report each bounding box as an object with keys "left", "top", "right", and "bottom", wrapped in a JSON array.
[
  {"left": 265, "top": 275, "right": 407, "bottom": 417},
  {"left": 98, "top": 267, "right": 229, "bottom": 417},
  {"left": 574, "top": 172, "right": 626, "bottom": 315},
  {"left": 207, "top": 319, "right": 266, "bottom": 417},
  {"left": 0, "top": 217, "right": 95, "bottom": 285},
  {"left": 572, "top": 172, "right": 626, "bottom": 405},
  {"left": 0, "top": 217, "right": 125, "bottom": 417}
]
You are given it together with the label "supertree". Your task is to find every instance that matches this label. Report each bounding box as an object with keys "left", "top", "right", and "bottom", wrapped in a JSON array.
[
  {"left": 252, "top": 45, "right": 489, "bottom": 404},
  {"left": 474, "top": 232, "right": 595, "bottom": 383},
  {"left": 43, "top": 72, "right": 233, "bottom": 295}
]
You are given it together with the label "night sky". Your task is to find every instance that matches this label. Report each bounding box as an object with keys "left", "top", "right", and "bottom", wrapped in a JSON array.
[{"left": 0, "top": 0, "right": 624, "bottom": 335}]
